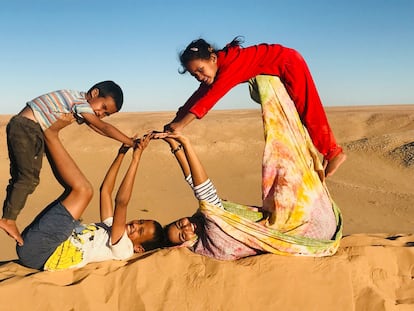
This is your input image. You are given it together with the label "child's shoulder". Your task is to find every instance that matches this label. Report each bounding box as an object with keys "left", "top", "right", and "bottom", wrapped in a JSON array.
[
  {"left": 57, "top": 89, "right": 85, "bottom": 97},
  {"left": 37, "top": 89, "right": 86, "bottom": 101}
]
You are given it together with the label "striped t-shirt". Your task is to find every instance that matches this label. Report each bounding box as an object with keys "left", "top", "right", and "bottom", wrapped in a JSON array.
[{"left": 27, "top": 89, "right": 94, "bottom": 130}]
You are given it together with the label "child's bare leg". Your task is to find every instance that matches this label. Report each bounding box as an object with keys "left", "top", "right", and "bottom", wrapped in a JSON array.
[
  {"left": 0, "top": 218, "right": 23, "bottom": 245},
  {"left": 324, "top": 151, "right": 347, "bottom": 177}
]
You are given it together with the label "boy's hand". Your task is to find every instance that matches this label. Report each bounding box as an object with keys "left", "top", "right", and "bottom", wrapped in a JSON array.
[
  {"left": 49, "top": 113, "right": 75, "bottom": 132},
  {"left": 119, "top": 135, "right": 139, "bottom": 154}
]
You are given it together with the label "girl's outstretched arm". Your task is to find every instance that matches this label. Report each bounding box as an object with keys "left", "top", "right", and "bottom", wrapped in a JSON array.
[
  {"left": 111, "top": 134, "right": 152, "bottom": 245},
  {"left": 164, "top": 133, "right": 208, "bottom": 187},
  {"left": 163, "top": 137, "right": 190, "bottom": 177},
  {"left": 164, "top": 112, "right": 196, "bottom": 133}
]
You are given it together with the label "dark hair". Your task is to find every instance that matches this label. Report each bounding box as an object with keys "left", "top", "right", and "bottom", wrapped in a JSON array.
[
  {"left": 87, "top": 80, "right": 124, "bottom": 111},
  {"left": 162, "top": 223, "right": 178, "bottom": 247},
  {"left": 141, "top": 220, "right": 166, "bottom": 251},
  {"left": 179, "top": 36, "right": 245, "bottom": 74}
]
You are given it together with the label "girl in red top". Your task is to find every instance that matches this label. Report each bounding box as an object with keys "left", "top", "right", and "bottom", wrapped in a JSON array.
[{"left": 164, "top": 36, "right": 346, "bottom": 177}]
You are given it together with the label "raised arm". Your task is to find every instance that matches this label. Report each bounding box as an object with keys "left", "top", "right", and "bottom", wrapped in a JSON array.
[
  {"left": 99, "top": 144, "right": 131, "bottom": 222},
  {"left": 81, "top": 113, "right": 135, "bottom": 146},
  {"left": 163, "top": 133, "right": 208, "bottom": 187},
  {"left": 163, "top": 137, "right": 190, "bottom": 177},
  {"left": 111, "top": 134, "right": 152, "bottom": 245}
]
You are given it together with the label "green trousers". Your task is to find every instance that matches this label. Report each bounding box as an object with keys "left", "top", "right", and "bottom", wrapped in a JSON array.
[{"left": 2, "top": 115, "right": 44, "bottom": 220}]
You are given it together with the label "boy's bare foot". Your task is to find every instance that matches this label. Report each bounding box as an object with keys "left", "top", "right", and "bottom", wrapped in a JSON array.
[
  {"left": 324, "top": 152, "right": 347, "bottom": 177},
  {"left": 0, "top": 218, "right": 24, "bottom": 246}
]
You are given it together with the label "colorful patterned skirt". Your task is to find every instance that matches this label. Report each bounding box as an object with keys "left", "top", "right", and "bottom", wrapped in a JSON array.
[{"left": 199, "top": 75, "right": 342, "bottom": 256}]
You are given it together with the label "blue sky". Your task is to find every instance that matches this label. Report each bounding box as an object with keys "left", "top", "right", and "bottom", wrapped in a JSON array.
[{"left": 0, "top": 0, "right": 413, "bottom": 114}]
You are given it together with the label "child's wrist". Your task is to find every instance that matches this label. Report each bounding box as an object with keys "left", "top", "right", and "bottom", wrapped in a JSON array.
[{"left": 171, "top": 144, "right": 183, "bottom": 154}]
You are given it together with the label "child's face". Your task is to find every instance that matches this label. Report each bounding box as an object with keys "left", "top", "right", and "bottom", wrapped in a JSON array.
[
  {"left": 167, "top": 217, "right": 197, "bottom": 245},
  {"left": 87, "top": 88, "right": 118, "bottom": 119},
  {"left": 185, "top": 54, "right": 218, "bottom": 85},
  {"left": 126, "top": 219, "right": 156, "bottom": 251}
]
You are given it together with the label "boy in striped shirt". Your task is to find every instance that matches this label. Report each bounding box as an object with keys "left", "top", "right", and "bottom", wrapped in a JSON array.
[{"left": 1, "top": 80, "right": 135, "bottom": 246}]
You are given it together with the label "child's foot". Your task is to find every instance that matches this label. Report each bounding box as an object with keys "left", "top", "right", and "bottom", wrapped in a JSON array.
[
  {"left": 324, "top": 152, "right": 347, "bottom": 177},
  {"left": 0, "top": 218, "right": 24, "bottom": 246}
]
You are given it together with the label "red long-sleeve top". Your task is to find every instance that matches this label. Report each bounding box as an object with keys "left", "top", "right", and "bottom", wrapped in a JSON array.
[{"left": 176, "top": 43, "right": 342, "bottom": 160}]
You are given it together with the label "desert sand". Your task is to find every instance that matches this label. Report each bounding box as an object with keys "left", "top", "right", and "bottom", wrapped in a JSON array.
[{"left": 0, "top": 106, "right": 413, "bottom": 311}]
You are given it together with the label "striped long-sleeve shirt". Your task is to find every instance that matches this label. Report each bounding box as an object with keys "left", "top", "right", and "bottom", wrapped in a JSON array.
[
  {"left": 27, "top": 90, "right": 94, "bottom": 130},
  {"left": 185, "top": 175, "right": 223, "bottom": 208}
]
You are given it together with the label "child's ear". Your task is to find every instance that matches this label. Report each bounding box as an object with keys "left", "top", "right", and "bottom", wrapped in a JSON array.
[
  {"left": 134, "top": 244, "right": 145, "bottom": 253},
  {"left": 211, "top": 53, "right": 217, "bottom": 63},
  {"left": 90, "top": 88, "right": 100, "bottom": 98}
]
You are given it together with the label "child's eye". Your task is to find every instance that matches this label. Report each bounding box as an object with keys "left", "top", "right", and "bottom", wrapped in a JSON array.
[{"left": 180, "top": 233, "right": 186, "bottom": 242}]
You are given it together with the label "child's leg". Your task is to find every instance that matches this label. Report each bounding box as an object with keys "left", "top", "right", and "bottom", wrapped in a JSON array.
[
  {"left": 0, "top": 219, "right": 23, "bottom": 245},
  {"left": 43, "top": 126, "right": 93, "bottom": 220},
  {"left": 1, "top": 116, "right": 43, "bottom": 245},
  {"left": 282, "top": 49, "right": 346, "bottom": 176},
  {"left": 16, "top": 200, "right": 79, "bottom": 269}
]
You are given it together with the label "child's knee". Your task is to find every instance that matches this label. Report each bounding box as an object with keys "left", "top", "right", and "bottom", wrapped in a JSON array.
[{"left": 80, "top": 181, "right": 94, "bottom": 201}]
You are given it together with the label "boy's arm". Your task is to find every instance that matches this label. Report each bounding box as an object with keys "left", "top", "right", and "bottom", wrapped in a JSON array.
[
  {"left": 111, "top": 134, "right": 152, "bottom": 245},
  {"left": 99, "top": 144, "right": 130, "bottom": 222},
  {"left": 87, "top": 122, "right": 107, "bottom": 136},
  {"left": 81, "top": 113, "right": 135, "bottom": 146}
]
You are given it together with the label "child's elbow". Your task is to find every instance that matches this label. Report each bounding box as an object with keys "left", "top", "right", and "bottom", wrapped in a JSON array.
[{"left": 114, "top": 195, "right": 129, "bottom": 209}]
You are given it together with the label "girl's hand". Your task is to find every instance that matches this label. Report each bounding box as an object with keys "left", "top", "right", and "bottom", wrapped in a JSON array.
[
  {"left": 133, "top": 132, "right": 153, "bottom": 154},
  {"left": 118, "top": 144, "right": 131, "bottom": 155},
  {"left": 151, "top": 130, "right": 169, "bottom": 140},
  {"left": 151, "top": 130, "right": 179, "bottom": 146},
  {"left": 164, "top": 132, "right": 189, "bottom": 145},
  {"left": 164, "top": 121, "right": 183, "bottom": 133}
]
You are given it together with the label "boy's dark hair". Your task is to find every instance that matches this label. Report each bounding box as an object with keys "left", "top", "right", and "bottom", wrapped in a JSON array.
[
  {"left": 87, "top": 80, "right": 124, "bottom": 111},
  {"left": 179, "top": 36, "right": 244, "bottom": 74},
  {"left": 141, "top": 220, "right": 166, "bottom": 251}
]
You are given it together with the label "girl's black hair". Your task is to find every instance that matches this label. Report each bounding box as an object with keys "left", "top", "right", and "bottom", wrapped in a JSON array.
[{"left": 178, "top": 36, "right": 245, "bottom": 74}]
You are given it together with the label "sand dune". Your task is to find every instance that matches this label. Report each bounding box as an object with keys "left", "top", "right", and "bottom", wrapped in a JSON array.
[
  {"left": 0, "top": 106, "right": 413, "bottom": 310},
  {"left": 1, "top": 234, "right": 413, "bottom": 311}
]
